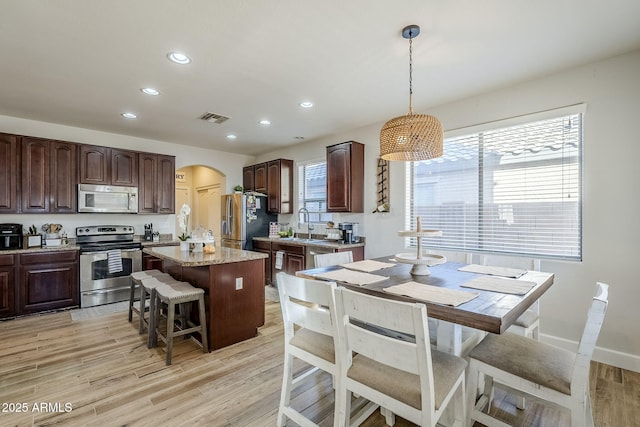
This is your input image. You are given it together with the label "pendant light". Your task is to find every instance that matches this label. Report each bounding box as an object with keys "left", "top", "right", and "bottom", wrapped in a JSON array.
[{"left": 380, "top": 25, "right": 443, "bottom": 161}]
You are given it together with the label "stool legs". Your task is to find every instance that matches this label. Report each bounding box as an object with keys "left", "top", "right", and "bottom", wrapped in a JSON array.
[{"left": 198, "top": 295, "right": 208, "bottom": 354}]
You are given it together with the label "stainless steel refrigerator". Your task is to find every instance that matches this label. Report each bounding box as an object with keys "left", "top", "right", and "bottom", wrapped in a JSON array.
[{"left": 221, "top": 193, "right": 277, "bottom": 250}]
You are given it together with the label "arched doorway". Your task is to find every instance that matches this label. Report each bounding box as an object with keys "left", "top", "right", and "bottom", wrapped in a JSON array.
[{"left": 175, "top": 165, "right": 226, "bottom": 242}]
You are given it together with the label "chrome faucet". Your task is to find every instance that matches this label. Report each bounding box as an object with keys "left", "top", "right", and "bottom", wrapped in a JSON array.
[{"left": 298, "top": 207, "right": 314, "bottom": 239}]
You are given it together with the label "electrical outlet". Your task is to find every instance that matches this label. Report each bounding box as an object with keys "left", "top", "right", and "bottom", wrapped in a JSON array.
[{"left": 235, "top": 277, "right": 243, "bottom": 290}]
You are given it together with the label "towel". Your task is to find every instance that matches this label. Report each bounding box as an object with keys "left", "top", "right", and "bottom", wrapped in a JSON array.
[
  {"left": 384, "top": 281, "right": 478, "bottom": 307},
  {"left": 275, "top": 251, "right": 284, "bottom": 270},
  {"left": 107, "top": 249, "right": 123, "bottom": 274}
]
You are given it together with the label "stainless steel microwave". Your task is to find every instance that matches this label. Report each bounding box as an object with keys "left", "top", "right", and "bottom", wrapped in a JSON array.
[{"left": 78, "top": 184, "right": 138, "bottom": 213}]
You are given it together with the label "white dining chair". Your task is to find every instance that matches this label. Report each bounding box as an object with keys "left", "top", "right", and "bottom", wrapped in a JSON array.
[
  {"left": 466, "top": 282, "right": 609, "bottom": 427},
  {"left": 313, "top": 250, "right": 353, "bottom": 268},
  {"left": 333, "top": 286, "right": 467, "bottom": 427},
  {"left": 276, "top": 272, "right": 376, "bottom": 426}
]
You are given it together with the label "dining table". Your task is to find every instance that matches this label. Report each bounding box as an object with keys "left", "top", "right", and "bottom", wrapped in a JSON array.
[{"left": 295, "top": 256, "right": 554, "bottom": 356}]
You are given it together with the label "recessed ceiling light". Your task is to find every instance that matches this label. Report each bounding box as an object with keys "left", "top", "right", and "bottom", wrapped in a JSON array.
[
  {"left": 141, "top": 87, "right": 160, "bottom": 96},
  {"left": 259, "top": 119, "right": 271, "bottom": 126},
  {"left": 299, "top": 101, "right": 314, "bottom": 108},
  {"left": 121, "top": 112, "right": 137, "bottom": 119},
  {"left": 167, "top": 52, "right": 191, "bottom": 64},
  {"left": 226, "top": 134, "right": 237, "bottom": 140}
]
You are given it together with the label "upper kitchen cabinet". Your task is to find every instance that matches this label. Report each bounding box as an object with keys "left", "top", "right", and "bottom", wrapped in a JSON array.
[
  {"left": 243, "top": 165, "right": 255, "bottom": 192},
  {"left": 79, "top": 145, "right": 138, "bottom": 186},
  {"left": 21, "top": 137, "right": 77, "bottom": 213},
  {"left": 138, "top": 153, "right": 176, "bottom": 214},
  {"left": 0, "top": 133, "right": 19, "bottom": 213},
  {"left": 326, "top": 141, "right": 364, "bottom": 212},
  {"left": 254, "top": 162, "right": 267, "bottom": 193},
  {"left": 267, "top": 159, "right": 293, "bottom": 214}
]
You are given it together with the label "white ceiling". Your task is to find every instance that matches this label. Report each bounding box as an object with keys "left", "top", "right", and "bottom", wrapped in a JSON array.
[{"left": 2, "top": 1, "right": 640, "bottom": 156}]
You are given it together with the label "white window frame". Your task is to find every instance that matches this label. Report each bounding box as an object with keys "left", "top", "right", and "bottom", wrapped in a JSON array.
[
  {"left": 297, "top": 160, "right": 333, "bottom": 224},
  {"left": 406, "top": 104, "right": 585, "bottom": 261}
]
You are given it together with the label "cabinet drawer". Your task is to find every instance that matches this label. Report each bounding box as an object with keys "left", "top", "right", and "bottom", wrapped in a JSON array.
[
  {"left": 20, "top": 250, "right": 78, "bottom": 265},
  {"left": 253, "top": 240, "right": 271, "bottom": 250},
  {"left": 0, "top": 254, "right": 15, "bottom": 266},
  {"left": 271, "top": 243, "right": 304, "bottom": 254}
]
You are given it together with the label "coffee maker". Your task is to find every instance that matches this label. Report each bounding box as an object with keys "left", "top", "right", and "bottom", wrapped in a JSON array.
[
  {"left": 0, "top": 223, "right": 23, "bottom": 250},
  {"left": 338, "top": 222, "right": 359, "bottom": 244}
]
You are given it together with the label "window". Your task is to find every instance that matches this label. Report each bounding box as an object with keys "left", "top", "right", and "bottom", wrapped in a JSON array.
[
  {"left": 298, "top": 161, "right": 333, "bottom": 223},
  {"left": 406, "top": 105, "right": 584, "bottom": 260}
]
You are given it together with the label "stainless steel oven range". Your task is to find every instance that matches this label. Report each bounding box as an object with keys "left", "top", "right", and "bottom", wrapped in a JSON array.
[{"left": 77, "top": 225, "right": 142, "bottom": 307}]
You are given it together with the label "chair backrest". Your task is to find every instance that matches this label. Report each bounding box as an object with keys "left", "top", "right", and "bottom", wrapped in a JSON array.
[
  {"left": 481, "top": 254, "right": 541, "bottom": 271},
  {"left": 572, "top": 282, "right": 609, "bottom": 393},
  {"left": 314, "top": 251, "right": 353, "bottom": 268},
  {"left": 334, "top": 286, "right": 435, "bottom": 413},
  {"left": 276, "top": 272, "right": 338, "bottom": 341}
]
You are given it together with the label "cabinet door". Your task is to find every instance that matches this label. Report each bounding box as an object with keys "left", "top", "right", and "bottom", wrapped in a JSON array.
[
  {"left": 156, "top": 155, "right": 175, "bottom": 214},
  {"left": 285, "top": 253, "right": 305, "bottom": 275},
  {"left": 254, "top": 248, "right": 271, "bottom": 285},
  {"left": 243, "top": 166, "right": 255, "bottom": 192},
  {"left": 254, "top": 163, "right": 267, "bottom": 193},
  {"left": 138, "top": 152, "right": 157, "bottom": 213},
  {"left": 111, "top": 149, "right": 138, "bottom": 186},
  {"left": 0, "top": 254, "right": 16, "bottom": 318},
  {"left": 266, "top": 159, "right": 293, "bottom": 214},
  {"left": 326, "top": 143, "right": 350, "bottom": 212},
  {"left": 19, "top": 252, "right": 79, "bottom": 313},
  {"left": 79, "top": 145, "right": 110, "bottom": 184},
  {"left": 0, "top": 133, "right": 19, "bottom": 213},
  {"left": 50, "top": 140, "right": 77, "bottom": 213},
  {"left": 143, "top": 253, "right": 163, "bottom": 271},
  {"left": 267, "top": 160, "right": 281, "bottom": 213},
  {"left": 21, "top": 137, "right": 50, "bottom": 213}
]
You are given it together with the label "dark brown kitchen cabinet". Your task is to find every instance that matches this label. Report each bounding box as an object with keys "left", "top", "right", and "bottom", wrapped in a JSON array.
[
  {"left": 21, "top": 137, "right": 77, "bottom": 213},
  {"left": 0, "top": 133, "right": 19, "bottom": 213},
  {"left": 252, "top": 239, "right": 272, "bottom": 285},
  {"left": 139, "top": 153, "right": 176, "bottom": 214},
  {"left": 143, "top": 252, "right": 163, "bottom": 271},
  {"left": 254, "top": 162, "right": 267, "bottom": 193},
  {"left": 79, "top": 145, "right": 138, "bottom": 186},
  {"left": 326, "top": 141, "right": 364, "bottom": 212},
  {"left": 243, "top": 165, "right": 255, "bottom": 192},
  {"left": 267, "top": 159, "right": 293, "bottom": 214},
  {"left": 270, "top": 242, "right": 305, "bottom": 284},
  {"left": 19, "top": 251, "right": 79, "bottom": 314},
  {"left": 0, "top": 255, "right": 17, "bottom": 318}
]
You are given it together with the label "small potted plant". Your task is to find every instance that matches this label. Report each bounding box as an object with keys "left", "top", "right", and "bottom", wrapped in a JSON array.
[
  {"left": 233, "top": 185, "right": 243, "bottom": 193},
  {"left": 177, "top": 204, "right": 191, "bottom": 251}
]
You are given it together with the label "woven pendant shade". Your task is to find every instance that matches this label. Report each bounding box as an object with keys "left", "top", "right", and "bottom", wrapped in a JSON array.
[{"left": 380, "top": 112, "right": 443, "bottom": 161}]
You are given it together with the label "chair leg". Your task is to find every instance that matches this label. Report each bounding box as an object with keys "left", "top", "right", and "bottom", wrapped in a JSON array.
[
  {"left": 165, "top": 301, "right": 175, "bottom": 365},
  {"left": 277, "top": 353, "right": 294, "bottom": 427},
  {"left": 198, "top": 295, "right": 208, "bottom": 353},
  {"left": 381, "top": 407, "right": 396, "bottom": 426},
  {"left": 146, "top": 289, "right": 157, "bottom": 348},
  {"left": 466, "top": 362, "right": 479, "bottom": 427},
  {"left": 128, "top": 279, "right": 135, "bottom": 322}
]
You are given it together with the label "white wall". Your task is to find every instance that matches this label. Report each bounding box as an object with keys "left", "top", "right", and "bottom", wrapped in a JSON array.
[
  {"left": 0, "top": 115, "right": 254, "bottom": 238},
  {"left": 257, "top": 50, "right": 640, "bottom": 372}
]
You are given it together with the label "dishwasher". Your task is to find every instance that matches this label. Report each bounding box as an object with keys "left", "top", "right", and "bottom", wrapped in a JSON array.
[{"left": 305, "top": 245, "right": 335, "bottom": 269}]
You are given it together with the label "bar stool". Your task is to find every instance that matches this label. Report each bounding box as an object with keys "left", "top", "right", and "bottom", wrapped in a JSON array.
[
  {"left": 151, "top": 281, "right": 209, "bottom": 365},
  {"left": 129, "top": 270, "right": 173, "bottom": 336}
]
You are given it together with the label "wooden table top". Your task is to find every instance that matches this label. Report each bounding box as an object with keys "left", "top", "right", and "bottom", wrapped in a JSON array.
[{"left": 296, "top": 258, "right": 554, "bottom": 334}]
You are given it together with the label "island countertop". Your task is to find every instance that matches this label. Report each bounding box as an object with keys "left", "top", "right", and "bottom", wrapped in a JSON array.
[{"left": 143, "top": 245, "right": 267, "bottom": 267}]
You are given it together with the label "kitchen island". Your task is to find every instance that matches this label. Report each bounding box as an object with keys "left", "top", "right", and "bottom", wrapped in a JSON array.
[{"left": 143, "top": 245, "right": 268, "bottom": 350}]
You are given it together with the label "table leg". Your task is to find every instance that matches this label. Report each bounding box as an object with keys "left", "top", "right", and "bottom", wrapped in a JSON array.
[{"left": 436, "top": 320, "right": 462, "bottom": 356}]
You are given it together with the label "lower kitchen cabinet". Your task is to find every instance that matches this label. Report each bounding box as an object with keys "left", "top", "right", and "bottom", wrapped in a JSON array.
[
  {"left": 252, "top": 240, "right": 272, "bottom": 285},
  {"left": 18, "top": 251, "right": 79, "bottom": 314},
  {"left": 143, "top": 252, "right": 163, "bottom": 271},
  {"left": 270, "top": 242, "right": 305, "bottom": 285},
  {"left": 0, "top": 254, "right": 17, "bottom": 317}
]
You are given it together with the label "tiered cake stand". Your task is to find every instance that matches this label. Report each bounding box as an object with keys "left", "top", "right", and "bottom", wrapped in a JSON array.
[{"left": 395, "top": 217, "right": 446, "bottom": 275}]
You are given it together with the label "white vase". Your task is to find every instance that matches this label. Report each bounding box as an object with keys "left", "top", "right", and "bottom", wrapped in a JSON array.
[{"left": 180, "top": 241, "right": 189, "bottom": 251}]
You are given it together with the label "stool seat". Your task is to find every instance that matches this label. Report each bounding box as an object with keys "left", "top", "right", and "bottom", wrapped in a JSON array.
[
  {"left": 129, "top": 269, "right": 173, "bottom": 323},
  {"left": 152, "top": 281, "right": 209, "bottom": 365}
]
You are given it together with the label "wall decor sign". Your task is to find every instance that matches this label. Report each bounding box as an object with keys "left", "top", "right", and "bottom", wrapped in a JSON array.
[{"left": 374, "top": 157, "right": 390, "bottom": 213}]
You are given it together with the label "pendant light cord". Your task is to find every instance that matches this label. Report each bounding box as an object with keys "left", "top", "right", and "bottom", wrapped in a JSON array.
[{"left": 408, "top": 29, "right": 414, "bottom": 115}]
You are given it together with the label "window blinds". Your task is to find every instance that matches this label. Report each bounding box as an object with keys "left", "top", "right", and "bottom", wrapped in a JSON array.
[{"left": 407, "top": 106, "right": 584, "bottom": 260}]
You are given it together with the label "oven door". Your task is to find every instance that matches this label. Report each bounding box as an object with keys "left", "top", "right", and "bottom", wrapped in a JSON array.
[{"left": 80, "top": 248, "right": 142, "bottom": 307}]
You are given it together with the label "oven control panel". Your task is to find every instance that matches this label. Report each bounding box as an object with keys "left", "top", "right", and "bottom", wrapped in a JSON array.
[{"left": 76, "top": 225, "right": 134, "bottom": 236}]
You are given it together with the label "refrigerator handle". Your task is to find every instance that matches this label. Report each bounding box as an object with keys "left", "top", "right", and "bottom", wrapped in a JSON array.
[{"left": 228, "top": 196, "right": 234, "bottom": 236}]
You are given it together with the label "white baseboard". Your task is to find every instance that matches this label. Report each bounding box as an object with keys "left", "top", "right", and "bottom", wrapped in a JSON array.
[{"left": 540, "top": 333, "right": 640, "bottom": 374}]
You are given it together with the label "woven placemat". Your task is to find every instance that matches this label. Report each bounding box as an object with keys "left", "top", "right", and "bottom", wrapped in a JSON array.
[
  {"left": 458, "top": 264, "right": 527, "bottom": 278},
  {"left": 460, "top": 276, "right": 535, "bottom": 295},
  {"left": 340, "top": 259, "right": 396, "bottom": 273},
  {"left": 315, "top": 269, "right": 388, "bottom": 286},
  {"left": 384, "top": 281, "right": 478, "bottom": 306}
]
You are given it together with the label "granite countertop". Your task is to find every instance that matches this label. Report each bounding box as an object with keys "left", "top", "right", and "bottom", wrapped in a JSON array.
[
  {"left": 253, "top": 236, "right": 365, "bottom": 249},
  {"left": 0, "top": 244, "right": 80, "bottom": 255},
  {"left": 144, "top": 245, "right": 268, "bottom": 267},
  {"left": 140, "top": 239, "right": 180, "bottom": 247}
]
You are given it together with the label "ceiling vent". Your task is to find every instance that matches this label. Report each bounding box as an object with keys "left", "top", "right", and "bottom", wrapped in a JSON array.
[{"left": 199, "top": 112, "right": 230, "bottom": 124}]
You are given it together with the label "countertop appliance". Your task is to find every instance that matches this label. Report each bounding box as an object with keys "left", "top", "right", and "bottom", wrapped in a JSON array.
[
  {"left": 221, "top": 193, "right": 277, "bottom": 251},
  {"left": 0, "top": 223, "right": 23, "bottom": 250},
  {"left": 77, "top": 183, "right": 138, "bottom": 213},
  {"left": 77, "top": 225, "right": 142, "bottom": 307},
  {"left": 338, "top": 222, "right": 360, "bottom": 244}
]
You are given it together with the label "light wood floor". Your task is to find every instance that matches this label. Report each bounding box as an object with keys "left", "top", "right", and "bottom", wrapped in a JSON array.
[{"left": 0, "top": 301, "right": 638, "bottom": 426}]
